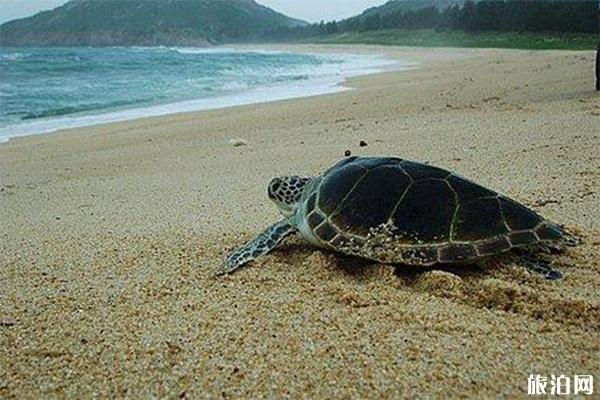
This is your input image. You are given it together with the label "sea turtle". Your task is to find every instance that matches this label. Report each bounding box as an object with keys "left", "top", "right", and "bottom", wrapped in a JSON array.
[{"left": 219, "top": 156, "right": 573, "bottom": 279}]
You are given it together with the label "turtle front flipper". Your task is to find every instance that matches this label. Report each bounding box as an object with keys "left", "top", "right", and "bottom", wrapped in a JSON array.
[{"left": 216, "top": 219, "right": 297, "bottom": 276}]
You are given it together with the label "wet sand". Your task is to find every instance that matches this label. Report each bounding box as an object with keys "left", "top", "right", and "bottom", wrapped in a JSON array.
[{"left": 1, "top": 45, "right": 599, "bottom": 398}]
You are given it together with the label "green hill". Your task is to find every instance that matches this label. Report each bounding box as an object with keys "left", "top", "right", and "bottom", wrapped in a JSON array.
[{"left": 0, "top": 0, "right": 307, "bottom": 46}]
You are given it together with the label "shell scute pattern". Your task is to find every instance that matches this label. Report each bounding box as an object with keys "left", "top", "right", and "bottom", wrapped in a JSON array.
[
  {"left": 391, "top": 178, "right": 455, "bottom": 243},
  {"left": 452, "top": 197, "right": 508, "bottom": 241},
  {"left": 474, "top": 236, "right": 511, "bottom": 256},
  {"left": 536, "top": 223, "right": 563, "bottom": 241},
  {"left": 508, "top": 231, "right": 539, "bottom": 246},
  {"left": 446, "top": 174, "right": 496, "bottom": 203},
  {"left": 330, "top": 234, "right": 349, "bottom": 247},
  {"left": 302, "top": 157, "right": 563, "bottom": 265},
  {"left": 330, "top": 165, "right": 412, "bottom": 236},
  {"left": 318, "top": 163, "right": 367, "bottom": 216},
  {"left": 314, "top": 222, "right": 338, "bottom": 242},
  {"left": 307, "top": 211, "right": 325, "bottom": 230},
  {"left": 400, "top": 246, "right": 439, "bottom": 265},
  {"left": 439, "top": 243, "right": 478, "bottom": 262},
  {"left": 400, "top": 160, "right": 451, "bottom": 180},
  {"left": 499, "top": 197, "right": 541, "bottom": 230}
]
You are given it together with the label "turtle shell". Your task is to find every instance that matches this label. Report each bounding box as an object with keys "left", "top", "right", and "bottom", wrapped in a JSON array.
[{"left": 301, "top": 156, "right": 563, "bottom": 265}]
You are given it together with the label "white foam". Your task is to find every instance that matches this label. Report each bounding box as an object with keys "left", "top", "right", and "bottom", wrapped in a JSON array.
[
  {"left": 0, "top": 50, "right": 415, "bottom": 143},
  {"left": 0, "top": 52, "right": 31, "bottom": 61},
  {"left": 172, "top": 47, "right": 291, "bottom": 55}
]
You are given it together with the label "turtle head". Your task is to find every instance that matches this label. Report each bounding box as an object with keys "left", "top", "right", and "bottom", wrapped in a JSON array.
[{"left": 268, "top": 176, "right": 311, "bottom": 217}]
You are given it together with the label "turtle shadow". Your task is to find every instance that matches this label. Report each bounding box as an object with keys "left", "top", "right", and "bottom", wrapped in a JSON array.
[
  {"left": 393, "top": 248, "right": 561, "bottom": 284},
  {"left": 331, "top": 254, "right": 381, "bottom": 278},
  {"left": 275, "top": 241, "right": 386, "bottom": 280},
  {"left": 332, "top": 256, "right": 496, "bottom": 284},
  {"left": 275, "top": 239, "right": 529, "bottom": 282},
  {"left": 393, "top": 261, "right": 490, "bottom": 282}
]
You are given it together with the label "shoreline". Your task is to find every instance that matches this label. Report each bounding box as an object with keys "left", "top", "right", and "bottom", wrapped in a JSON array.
[
  {"left": 0, "top": 46, "right": 408, "bottom": 143},
  {"left": 3, "top": 43, "right": 585, "bottom": 146},
  {"left": 1, "top": 45, "right": 598, "bottom": 398}
]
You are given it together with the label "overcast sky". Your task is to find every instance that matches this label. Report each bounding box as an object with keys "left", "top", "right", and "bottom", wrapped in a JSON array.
[
  {"left": 259, "top": 0, "right": 387, "bottom": 23},
  {"left": 0, "top": 0, "right": 387, "bottom": 24}
]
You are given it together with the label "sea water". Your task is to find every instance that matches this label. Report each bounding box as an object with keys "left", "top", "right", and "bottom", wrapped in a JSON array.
[{"left": 0, "top": 46, "right": 407, "bottom": 143}]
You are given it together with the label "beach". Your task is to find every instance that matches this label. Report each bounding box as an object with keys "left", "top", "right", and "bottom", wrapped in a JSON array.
[{"left": 1, "top": 45, "right": 599, "bottom": 398}]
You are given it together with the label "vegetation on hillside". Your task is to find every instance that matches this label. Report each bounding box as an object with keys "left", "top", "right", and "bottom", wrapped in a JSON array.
[
  {"left": 265, "top": 0, "right": 599, "bottom": 50},
  {"left": 306, "top": 29, "right": 597, "bottom": 51}
]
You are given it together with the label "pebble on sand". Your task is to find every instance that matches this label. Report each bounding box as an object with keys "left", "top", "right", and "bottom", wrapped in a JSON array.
[{"left": 228, "top": 138, "right": 249, "bottom": 147}]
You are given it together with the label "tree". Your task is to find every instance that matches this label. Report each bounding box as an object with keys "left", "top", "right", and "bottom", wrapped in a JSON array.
[
  {"left": 262, "top": 0, "right": 599, "bottom": 42},
  {"left": 596, "top": 0, "right": 600, "bottom": 90}
]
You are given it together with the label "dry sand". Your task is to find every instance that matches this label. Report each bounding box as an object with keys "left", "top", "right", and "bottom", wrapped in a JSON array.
[{"left": 1, "top": 45, "right": 599, "bottom": 398}]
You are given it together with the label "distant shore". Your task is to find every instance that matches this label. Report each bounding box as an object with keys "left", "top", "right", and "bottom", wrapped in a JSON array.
[
  {"left": 1, "top": 45, "right": 598, "bottom": 398},
  {"left": 306, "top": 29, "right": 598, "bottom": 51}
]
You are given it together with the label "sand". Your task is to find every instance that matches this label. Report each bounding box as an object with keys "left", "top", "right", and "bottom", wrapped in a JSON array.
[{"left": 1, "top": 45, "right": 599, "bottom": 398}]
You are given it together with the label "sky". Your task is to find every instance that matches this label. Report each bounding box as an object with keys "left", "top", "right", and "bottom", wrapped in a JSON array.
[
  {"left": 0, "top": 0, "right": 388, "bottom": 24},
  {"left": 258, "top": 0, "right": 387, "bottom": 23}
]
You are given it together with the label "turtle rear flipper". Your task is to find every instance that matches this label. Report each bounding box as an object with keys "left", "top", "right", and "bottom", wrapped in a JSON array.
[
  {"left": 217, "top": 219, "right": 297, "bottom": 276},
  {"left": 514, "top": 249, "right": 563, "bottom": 280},
  {"left": 522, "top": 259, "right": 563, "bottom": 280},
  {"left": 560, "top": 229, "right": 581, "bottom": 247}
]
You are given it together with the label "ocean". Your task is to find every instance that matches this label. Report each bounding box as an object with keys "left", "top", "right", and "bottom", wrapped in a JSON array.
[{"left": 0, "top": 47, "right": 404, "bottom": 143}]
